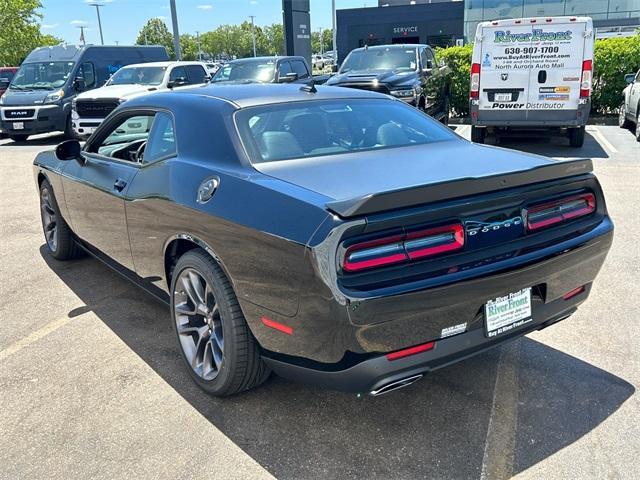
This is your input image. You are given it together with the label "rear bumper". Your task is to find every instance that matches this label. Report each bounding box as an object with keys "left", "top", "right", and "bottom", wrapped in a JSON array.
[{"left": 470, "top": 102, "right": 590, "bottom": 128}]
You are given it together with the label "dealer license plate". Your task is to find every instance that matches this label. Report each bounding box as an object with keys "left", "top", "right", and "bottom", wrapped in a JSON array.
[
  {"left": 13, "top": 122, "right": 24, "bottom": 130},
  {"left": 495, "top": 93, "right": 512, "bottom": 102},
  {"left": 484, "top": 288, "right": 532, "bottom": 338}
]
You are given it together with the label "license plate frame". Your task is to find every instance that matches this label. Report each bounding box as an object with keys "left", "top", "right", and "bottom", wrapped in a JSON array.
[
  {"left": 13, "top": 122, "right": 24, "bottom": 130},
  {"left": 484, "top": 288, "right": 532, "bottom": 338},
  {"left": 495, "top": 93, "right": 512, "bottom": 102}
]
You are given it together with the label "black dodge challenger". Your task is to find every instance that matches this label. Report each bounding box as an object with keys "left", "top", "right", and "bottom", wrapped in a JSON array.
[{"left": 33, "top": 83, "right": 613, "bottom": 397}]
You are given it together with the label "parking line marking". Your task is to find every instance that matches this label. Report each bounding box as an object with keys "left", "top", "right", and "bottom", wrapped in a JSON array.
[
  {"left": 0, "top": 314, "right": 78, "bottom": 362},
  {"left": 588, "top": 127, "right": 618, "bottom": 154},
  {"left": 480, "top": 341, "right": 521, "bottom": 480}
]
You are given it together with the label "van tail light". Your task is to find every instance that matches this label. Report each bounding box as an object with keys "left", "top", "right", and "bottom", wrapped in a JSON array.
[
  {"left": 470, "top": 63, "right": 481, "bottom": 99},
  {"left": 342, "top": 224, "right": 464, "bottom": 273},
  {"left": 524, "top": 193, "right": 596, "bottom": 232},
  {"left": 580, "top": 60, "right": 593, "bottom": 98}
]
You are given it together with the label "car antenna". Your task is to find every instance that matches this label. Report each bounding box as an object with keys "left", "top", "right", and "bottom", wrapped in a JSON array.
[{"left": 300, "top": 79, "right": 317, "bottom": 94}]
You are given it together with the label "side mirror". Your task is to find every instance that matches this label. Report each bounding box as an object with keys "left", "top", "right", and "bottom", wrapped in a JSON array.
[
  {"left": 624, "top": 73, "right": 636, "bottom": 84},
  {"left": 73, "top": 77, "right": 86, "bottom": 91},
  {"left": 279, "top": 72, "right": 299, "bottom": 83},
  {"left": 55, "top": 140, "right": 84, "bottom": 165},
  {"left": 168, "top": 77, "right": 188, "bottom": 88},
  {"left": 0, "top": 79, "right": 9, "bottom": 90}
]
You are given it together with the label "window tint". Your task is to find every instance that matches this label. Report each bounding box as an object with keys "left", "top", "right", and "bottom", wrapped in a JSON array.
[
  {"left": 278, "top": 61, "right": 292, "bottom": 77},
  {"left": 79, "top": 61, "right": 96, "bottom": 88},
  {"left": 424, "top": 49, "right": 434, "bottom": 69},
  {"left": 235, "top": 99, "right": 455, "bottom": 163},
  {"left": 169, "top": 66, "right": 188, "bottom": 83},
  {"left": 185, "top": 65, "right": 207, "bottom": 84},
  {"left": 0, "top": 70, "right": 15, "bottom": 81},
  {"left": 91, "top": 114, "right": 155, "bottom": 162},
  {"left": 290, "top": 60, "right": 309, "bottom": 79},
  {"left": 144, "top": 112, "right": 176, "bottom": 163}
]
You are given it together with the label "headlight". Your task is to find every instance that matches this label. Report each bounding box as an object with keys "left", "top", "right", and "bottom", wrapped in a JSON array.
[
  {"left": 389, "top": 88, "right": 416, "bottom": 99},
  {"left": 44, "top": 89, "right": 65, "bottom": 104},
  {"left": 0, "top": 95, "right": 4, "bottom": 105}
]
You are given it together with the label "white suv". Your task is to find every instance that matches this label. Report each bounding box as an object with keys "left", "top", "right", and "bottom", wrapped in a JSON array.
[
  {"left": 72, "top": 61, "right": 208, "bottom": 138},
  {"left": 619, "top": 69, "right": 640, "bottom": 141}
]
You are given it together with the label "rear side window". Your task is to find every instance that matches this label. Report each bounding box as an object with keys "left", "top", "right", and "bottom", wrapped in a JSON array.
[
  {"left": 235, "top": 99, "right": 455, "bottom": 163},
  {"left": 290, "top": 60, "right": 309, "bottom": 79},
  {"left": 144, "top": 112, "right": 176, "bottom": 163},
  {"left": 185, "top": 65, "right": 207, "bottom": 84},
  {"left": 169, "top": 66, "right": 188, "bottom": 83}
]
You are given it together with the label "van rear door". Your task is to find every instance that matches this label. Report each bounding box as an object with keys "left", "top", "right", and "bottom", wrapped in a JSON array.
[
  {"left": 526, "top": 20, "right": 589, "bottom": 112},
  {"left": 478, "top": 24, "right": 533, "bottom": 113}
]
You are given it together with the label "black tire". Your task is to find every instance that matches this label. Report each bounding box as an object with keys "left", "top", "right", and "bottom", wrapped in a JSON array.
[
  {"left": 170, "top": 249, "right": 270, "bottom": 396},
  {"left": 619, "top": 103, "right": 632, "bottom": 129},
  {"left": 63, "top": 114, "right": 77, "bottom": 140},
  {"left": 568, "top": 125, "right": 585, "bottom": 148},
  {"left": 471, "top": 125, "right": 486, "bottom": 144},
  {"left": 39, "top": 180, "right": 81, "bottom": 260},
  {"left": 441, "top": 96, "right": 450, "bottom": 126},
  {"left": 635, "top": 110, "right": 640, "bottom": 142},
  {"left": 10, "top": 134, "right": 29, "bottom": 143}
]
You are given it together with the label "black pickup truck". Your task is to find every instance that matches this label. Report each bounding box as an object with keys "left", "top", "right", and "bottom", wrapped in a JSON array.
[
  {"left": 210, "top": 56, "right": 330, "bottom": 85},
  {"left": 326, "top": 44, "right": 450, "bottom": 124}
]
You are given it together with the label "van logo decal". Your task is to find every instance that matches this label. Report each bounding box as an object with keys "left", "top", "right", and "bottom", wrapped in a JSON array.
[
  {"left": 501, "top": 73, "right": 508, "bottom": 81},
  {"left": 494, "top": 29, "right": 573, "bottom": 43}
]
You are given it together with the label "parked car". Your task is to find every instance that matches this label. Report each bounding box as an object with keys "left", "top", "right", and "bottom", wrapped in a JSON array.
[
  {"left": 72, "top": 61, "right": 209, "bottom": 138},
  {"left": 312, "top": 54, "right": 325, "bottom": 70},
  {"left": 0, "top": 44, "right": 169, "bottom": 143},
  {"left": 210, "top": 56, "right": 330, "bottom": 85},
  {"left": 619, "top": 69, "right": 640, "bottom": 141},
  {"left": 34, "top": 84, "right": 613, "bottom": 397},
  {"left": 0, "top": 67, "right": 19, "bottom": 98},
  {"left": 469, "top": 16, "right": 594, "bottom": 147},
  {"left": 325, "top": 44, "right": 450, "bottom": 124},
  {"left": 205, "top": 62, "right": 221, "bottom": 76}
]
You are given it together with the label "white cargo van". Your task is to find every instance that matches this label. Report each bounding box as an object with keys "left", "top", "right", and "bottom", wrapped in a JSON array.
[{"left": 469, "top": 16, "right": 594, "bottom": 147}]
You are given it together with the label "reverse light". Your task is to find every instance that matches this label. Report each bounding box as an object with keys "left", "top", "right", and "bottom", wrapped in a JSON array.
[
  {"left": 524, "top": 193, "right": 596, "bottom": 232},
  {"left": 470, "top": 63, "right": 481, "bottom": 99},
  {"left": 386, "top": 341, "right": 435, "bottom": 361},
  {"left": 580, "top": 60, "right": 593, "bottom": 98},
  {"left": 342, "top": 223, "right": 464, "bottom": 273}
]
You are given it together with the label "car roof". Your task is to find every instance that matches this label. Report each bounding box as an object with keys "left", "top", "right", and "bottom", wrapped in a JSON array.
[
  {"left": 352, "top": 44, "right": 427, "bottom": 52},
  {"left": 120, "top": 61, "right": 205, "bottom": 69},
  {"left": 125, "top": 83, "right": 392, "bottom": 109},
  {"left": 226, "top": 56, "right": 303, "bottom": 63}
]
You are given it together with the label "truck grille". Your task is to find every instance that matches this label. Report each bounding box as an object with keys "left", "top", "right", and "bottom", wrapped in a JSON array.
[
  {"left": 342, "top": 84, "right": 390, "bottom": 95},
  {"left": 75, "top": 99, "right": 120, "bottom": 118},
  {"left": 4, "top": 109, "right": 35, "bottom": 119}
]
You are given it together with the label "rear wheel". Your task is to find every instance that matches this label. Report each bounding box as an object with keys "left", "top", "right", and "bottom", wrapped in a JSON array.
[
  {"left": 64, "top": 114, "right": 77, "bottom": 140},
  {"left": 39, "top": 180, "right": 81, "bottom": 260},
  {"left": 635, "top": 110, "right": 640, "bottom": 142},
  {"left": 618, "top": 103, "right": 632, "bottom": 129},
  {"left": 471, "top": 125, "right": 486, "bottom": 144},
  {"left": 568, "top": 125, "right": 585, "bottom": 148},
  {"left": 170, "top": 249, "right": 270, "bottom": 396},
  {"left": 10, "top": 134, "right": 28, "bottom": 143}
]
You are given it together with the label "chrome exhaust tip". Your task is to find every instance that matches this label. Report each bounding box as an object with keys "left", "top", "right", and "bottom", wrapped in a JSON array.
[{"left": 369, "top": 374, "right": 423, "bottom": 397}]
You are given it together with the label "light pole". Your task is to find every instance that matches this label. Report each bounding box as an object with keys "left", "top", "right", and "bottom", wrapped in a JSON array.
[
  {"left": 88, "top": 2, "right": 105, "bottom": 45},
  {"left": 76, "top": 26, "right": 86, "bottom": 45},
  {"left": 318, "top": 27, "right": 323, "bottom": 54},
  {"left": 332, "top": 0, "right": 337, "bottom": 61},
  {"left": 196, "top": 31, "right": 202, "bottom": 61},
  {"left": 170, "top": 0, "right": 182, "bottom": 60},
  {"left": 249, "top": 15, "right": 257, "bottom": 57}
]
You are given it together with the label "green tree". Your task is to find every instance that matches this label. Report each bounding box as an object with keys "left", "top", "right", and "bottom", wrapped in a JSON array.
[
  {"left": 263, "top": 23, "right": 284, "bottom": 56},
  {"left": 0, "top": 0, "right": 63, "bottom": 66},
  {"left": 179, "top": 33, "right": 198, "bottom": 61},
  {"left": 593, "top": 34, "right": 640, "bottom": 114},
  {"left": 135, "top": 18, "right": 174, "bottom": 57},
  {"left": 311, "top": 28, "right": 333, "bottom": 54}
]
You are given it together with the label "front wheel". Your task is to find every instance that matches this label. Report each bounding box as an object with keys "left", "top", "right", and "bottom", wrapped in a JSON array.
[
  {"left": 39, "top": 180, "right": 81, "bottom": 260},
  {"left": 568, "top": 125, "right": 585, "bottom": 148},
  {"left": 170, "top": 249, "right": 270, "bottom": 396},
  {"left": 10, "top": 134, "right": 28, "bottom": 143},
  {"left": 471, "top": 125, "right": 486, "bottom": 144},
  {"left": 635, "top": 110, "right": 640, "bottom": 142},
  {"left": 619, "top": 103, "right": 632, "bottom": 129},
  {"left": 64, "top": 114, "right": 77, "bottom": 140}
]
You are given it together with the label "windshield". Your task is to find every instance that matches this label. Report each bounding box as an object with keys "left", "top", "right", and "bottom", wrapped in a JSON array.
[
  {"left": 10, "top": 62, "right": 75, "bottom": 90},
  {"left": 107, "top": 66, "right": 166, "bottom": 86},
  {"left": 340, "top": 48, "right": 418, "bottom": 73},
  {"left": 235, "top": 99, "right": 455, "bottom": 163},
  {"left": 210, "top": 61, "right": 275, "bottom": 83}
]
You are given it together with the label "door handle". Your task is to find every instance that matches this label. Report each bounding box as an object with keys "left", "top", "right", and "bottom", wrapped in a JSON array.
[{"left": 113, "top": 178, "right": 127, "bottom": 192}]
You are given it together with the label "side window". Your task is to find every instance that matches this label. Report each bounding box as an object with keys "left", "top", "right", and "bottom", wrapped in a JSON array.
[
  {"left": 278, "top": 61, "right": 292, "bottom": 78},
  {"left": 80, "top": 61, "right": 96, "bottom": 88},
  {"left": 636, "top": 70, "right": 640, "bottom": 82},
  {"left": 143, "top": 112, "right": 176, "bottom": 164},
  {"left": 185, "top": 65, "right": 207, "bottom": 84},
  {"left": 290, "top": 60, "right": 309, "bottom": 79},
  {"left": 420, "top": 49, "right": 429, "bottom": 70},
  {"left": 424, "top": 49, "right": 434, "bottom": 69},
  {"left": 90, "top": 113, "right": 155, "bottom": 162},
  {"left": 169, "top": 66, "right": 188, "bottom": 84}
]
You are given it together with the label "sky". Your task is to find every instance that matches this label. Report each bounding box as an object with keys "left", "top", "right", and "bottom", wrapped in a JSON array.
[{"left": 39, "top": 0, "right": 373, "bottom": 46}]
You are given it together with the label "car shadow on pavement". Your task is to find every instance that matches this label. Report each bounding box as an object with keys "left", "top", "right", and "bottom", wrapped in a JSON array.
[
  {"left": 40, "top": 246, "right": 635, "bottom": 480},
  {"left": 0, "top": 133, "right": 65, "bottom": 147},
  {"left": 494, "top": 130, "right": 609, "bottom": 160}
]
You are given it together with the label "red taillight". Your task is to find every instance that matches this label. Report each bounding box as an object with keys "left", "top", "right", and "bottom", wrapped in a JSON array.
[
  {"left": 470, "top": 62, "right": 481, "bottom": 99},
  {"left": 563, "top": 285, "right": 586, "bottom": 300},
  {"left": 261, "top": 317, "right": 293, "bottom": 335},
  {"left": 386, "top": 341, "right": 435, "bottom": 361},
  {"left": 580, "top": 59, "right": 593, "bottom": 98},
  {"left": 524, "top": 193, "right": 596, "bottom": 232},
  {"left": 343, "top": 223, "right": 464, "bottom": 273}
]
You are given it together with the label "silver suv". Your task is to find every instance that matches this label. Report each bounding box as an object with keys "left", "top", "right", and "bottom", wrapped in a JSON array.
[{"left": 619, "top": 69, "right": 640, "bottom": 141}]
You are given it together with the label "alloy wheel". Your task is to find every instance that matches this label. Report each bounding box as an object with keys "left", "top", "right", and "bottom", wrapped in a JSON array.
[
  {"left": 40, "top": 188, "right": 58, "bottom": 252},
  {"left": 618, "top": 104, "right": 626, "bottom": 127},
  {"left": 173, "top": 268, "right": 224, "bottom": 380}
]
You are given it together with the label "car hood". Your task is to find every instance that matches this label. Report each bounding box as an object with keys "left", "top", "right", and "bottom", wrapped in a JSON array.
[
  {"left": 326, "top": 69, "right": 418, "bottom": 87},
  {"left": 76, "top": 84, "right": 160, "bottom": 100},
  {"left": 0, "top": 88, "right": 53, "bottom": 106},
  {"left": 255, "top": 140, "right": 557, "bottom": 203}
]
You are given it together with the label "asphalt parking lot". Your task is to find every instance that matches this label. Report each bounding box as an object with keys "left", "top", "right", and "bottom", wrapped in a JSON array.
[{"left": 0, "top": 126, "right": 638, "bottom": 480}]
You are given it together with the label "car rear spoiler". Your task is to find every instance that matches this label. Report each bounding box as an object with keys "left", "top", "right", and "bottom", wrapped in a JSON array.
[{"left": 326, "top": 158, "right": 593, "bottom": 218}]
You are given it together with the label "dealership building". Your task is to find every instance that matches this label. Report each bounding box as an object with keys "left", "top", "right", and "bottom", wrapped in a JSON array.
[{"left": 336, "top": 0, "right": 640, "bottom": 62}]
